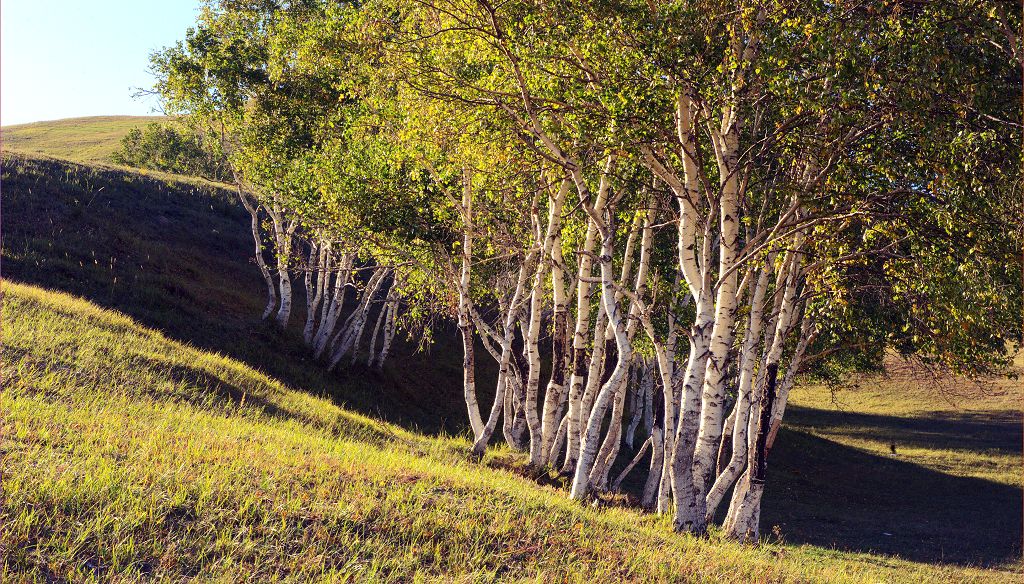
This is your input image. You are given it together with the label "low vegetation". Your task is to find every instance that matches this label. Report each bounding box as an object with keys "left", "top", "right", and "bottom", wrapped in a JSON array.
[
  {"left": 112, "top": 121, "right": 231, "bottom": 182},
  {"left": 146, "top": 0, "right": 1021, "bottom": 545},
  {"left": 2, "top": 282, "right": 1018, "bottom": 582},
  {"left": 0, "top": 151, "right": 480, "bottom": 435}
]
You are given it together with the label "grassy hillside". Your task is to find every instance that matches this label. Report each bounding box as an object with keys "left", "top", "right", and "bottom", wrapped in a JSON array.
[
  {"left": 1, "top": 146, "right": 1020, "bottom": 580},
  {"left": 0, "top": 152, "right": 482, "bottom": 435},
  {"left": 1, "top": 116, "right": 166, "bottom": 165},
  {"left": 2, "top": 281, "right": 1016, "bottom": 583}
]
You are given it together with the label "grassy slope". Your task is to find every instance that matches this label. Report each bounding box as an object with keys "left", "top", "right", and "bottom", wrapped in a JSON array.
[
  {"left": 1, "top": 116, "right": 167, "bottom": 165},
  {"left": 2, "top": 282, "right": 1013, "bottom": 583},
  {"left": 0, "top": 152, "right": 479, "bottom": 435},
  {"left": 1, "top": 146, "right": 1020, "bottom": 580}
]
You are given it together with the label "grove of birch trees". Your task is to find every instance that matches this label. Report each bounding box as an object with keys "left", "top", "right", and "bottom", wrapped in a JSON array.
[{"left": 155, "top": 0, "right": 1022, "bottom": 541}]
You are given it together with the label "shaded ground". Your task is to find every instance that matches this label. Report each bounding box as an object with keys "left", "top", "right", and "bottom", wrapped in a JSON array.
[
  {"left": 765, "top": 423, "right": 1021, "bottom": 566},
  {"left": 2, "top": 151, "right": 1020, "bottom": 570},
  {"left": 0, "top": 152, "right": 482, "bottom": 435}
]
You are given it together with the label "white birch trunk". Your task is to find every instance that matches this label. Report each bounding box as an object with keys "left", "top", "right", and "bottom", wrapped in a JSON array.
[
  {"left": 689, "top": 116, "right": 744, "bottom": 533},
  {"left": 625, "top": 368, "right": 649, "bottom": 449},
  {"left": 642, "top": 425, "right": 665, "bottom": 510},
  {"left": 563, "top": 161, "right": 613, "bottom": 473},
  {"left": 704, "top": 264, "right": 772, "bottom": 521},
  {"left": 268, "top": 203, "right": 296, "bottom": 329},
  {"left": 564, "top": 284, "right": 608, "bottom": 475},
  {"left": 547, "top": 413, "right": 569, "bottom": 464},
  {"left": 329, "top": 266, "right": 388, "bottom": 369},
  {"left": 589, "top": 209, "right": 653, "bottom": 489},
  {"left": 373, "top": 294, "right": 398, "bottom": 369},
  {"left": 457, "top": 169, "right": 485, "bottom": 438},
  {"left": 304, "top": 240, "right": 329, "bottom": 346},
  {"left": 723, "top": 245, "right": 803, "bottom": 540},
  {"left": 237, "top": 190, "right": 277, "bottom": 320},
  {"left": 351, "top": 274, "right": 390, "bottom": 365},
  {"left": 472, "top": 252, "right": 535, "bottom": 455},
  {"left": 612, "top": 434, "right": 652, "bottom": 492},
  {"left": 364, "top": 287, "right": 389, "bottom": 366},
  {"left": 569, "top": 221, "right": 633, "bottom": 500},
  {"left": 313, "top": 253, "right": 353, "bottom": 359},
  {"left": 537, "top": 179, "right": 570, "bottom": 465}
]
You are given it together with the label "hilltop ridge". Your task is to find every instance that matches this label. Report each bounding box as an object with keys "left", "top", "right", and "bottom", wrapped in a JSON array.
[{"left": 2, "top": 116, "right": 168, "bottom": 165}]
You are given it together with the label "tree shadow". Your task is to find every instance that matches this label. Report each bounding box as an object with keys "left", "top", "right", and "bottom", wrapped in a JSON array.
[
  {"left": 763, "top": 421, "right": 1022, "bottom": 567},
  {"left": 6, "top": 154, "right": 1020, "bottom": 568},
  {"left": 783, "top": 405, "right": 1021, "bottom": 454}
]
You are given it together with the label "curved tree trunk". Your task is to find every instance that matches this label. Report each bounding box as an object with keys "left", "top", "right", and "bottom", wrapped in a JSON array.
[
  {"left": 304, "top": 240, "right": 329, "bottom": 346},
  {"left": 373, "top": 294, "right": 398, "bottom": 369},
  {"left": 236, "top": 190, "right": 277, "bottom": 320},
  {"left": 689, "top": 119, "right": 743, "bottom": 534},
  {"left": 268, "top": 203, "right": 296, "bottom": 329},
  {"left": 472, "top": 252, "right": 534, "bottom": 455},
  {"left": 724, "top": 244, "right": 804, "bottom": 539},
  {"left": 570, "top": 220, "right": 633, "bottom": 500},
  {"left": 328, "top": 266, "right": 388, "bottom": 369},
  {"left": 612, "top": 434, "right": 652, "bottom": 492},
  {"left": 704, "top": 264, "right": 772, "bottom": 520},
  {"left": 313, "top": 253, "right": 353, "bottom": 359}
]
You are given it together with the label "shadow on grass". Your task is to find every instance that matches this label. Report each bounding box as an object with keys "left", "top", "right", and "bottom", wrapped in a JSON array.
[
  {"left": 763, "top": 420, "right": 1022, "bottom": 567},
  {"left": 5, "top": 153, "right": 1020, "bottom": 568},
  {"left": 1, "top": 153, "right": 479, "bottom": 437},
  {"left": 784, "top": 405, "right": 1022, "bottom": 453}
]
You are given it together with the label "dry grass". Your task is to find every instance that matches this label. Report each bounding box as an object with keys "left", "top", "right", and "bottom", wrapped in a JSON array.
[{"left": 1, "top": 142, "right": 1020, "bottom": 581}]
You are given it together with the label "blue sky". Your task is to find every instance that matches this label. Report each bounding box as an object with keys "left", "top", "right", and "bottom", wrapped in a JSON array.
[{"left": 2, "top": 1, "right": 203, "bottom": 125}]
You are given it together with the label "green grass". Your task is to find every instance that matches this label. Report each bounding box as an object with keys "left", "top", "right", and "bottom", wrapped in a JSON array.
[
  {"left": 1, "top": 142, "right": 1020, "bottom": 581},
  {"left": 787, "top": 356, "right": 1022, "bottom": 489},
  {"left": 2, "top": 281, "right": 1017, "bottom": 583},
  {"left": 2, "top": 116, "right": 168, "bottom": 165}
]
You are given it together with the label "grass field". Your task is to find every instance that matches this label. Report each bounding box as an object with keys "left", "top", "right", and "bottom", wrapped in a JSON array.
[
  {"left": 3, "top": 282, "right": 1018, "bottom": 582},
  {"left": 1, "top": 146, "right": 1021, "bottom": 581},
  {"left": 1, "top": 116, "right": 167, "bottom": 165}
]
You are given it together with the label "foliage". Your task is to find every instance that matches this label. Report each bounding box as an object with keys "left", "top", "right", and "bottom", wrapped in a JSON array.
[
  {"left": 111, "top": 121, "right": 231, "bottom": 181},
  {"left": 139, "top": 0, "right": 1022, "bottom": 545}
]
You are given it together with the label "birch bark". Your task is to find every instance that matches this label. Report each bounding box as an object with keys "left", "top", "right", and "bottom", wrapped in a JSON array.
[
  {"left": 304, "top": 241, "right": 329, "bottom": 346},
  {"left": 456, "top": 169, "right": 485, "bottom": 437},
  {"left": 563, "top": 158, "right": 613, "bottom": 473},
  {"left": 690, "top": 108, "right": 744, "bottom": 533},
  {"left": 472, "top": 251, "right": 535, "bottom": 455},
  {"left": 237, "top": 190, "right": 277, "bottom": 320},
  {"left": 268, "top": 203, "right": 296, "bottom": 329},
  {"left": 537, "top": 179, "right": 570, "bottom": 464},
  {"left": 704, "top": 263, "right": 772, "bottom": 520},
  {"left": 569, "top": 216, "right": 633, "bottom": 499}
]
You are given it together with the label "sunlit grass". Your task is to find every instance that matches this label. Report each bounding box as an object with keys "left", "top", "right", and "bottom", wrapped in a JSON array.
[
  {"left": 2, "top": 116, "right": 165, "bottom": 165},
  {"left": 787, "top": 353, "right": 1022, "bottom": 488},
  {"left": 3, "top": 281, "right": 1017, "bottom": 582}
]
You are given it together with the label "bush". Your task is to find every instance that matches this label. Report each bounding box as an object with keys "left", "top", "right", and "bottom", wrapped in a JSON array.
[{"left": 112, "top": 122, "right": 231, "bottom": 182}]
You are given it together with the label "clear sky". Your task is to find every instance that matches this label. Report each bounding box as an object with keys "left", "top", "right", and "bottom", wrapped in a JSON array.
[{"left": 2, "top": 1, "right": 204, "bottom": 126}]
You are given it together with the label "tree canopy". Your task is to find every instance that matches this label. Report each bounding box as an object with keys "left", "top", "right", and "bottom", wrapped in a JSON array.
[{"left": 153, "top": 0, "right": 1022, "bottom": 541}]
